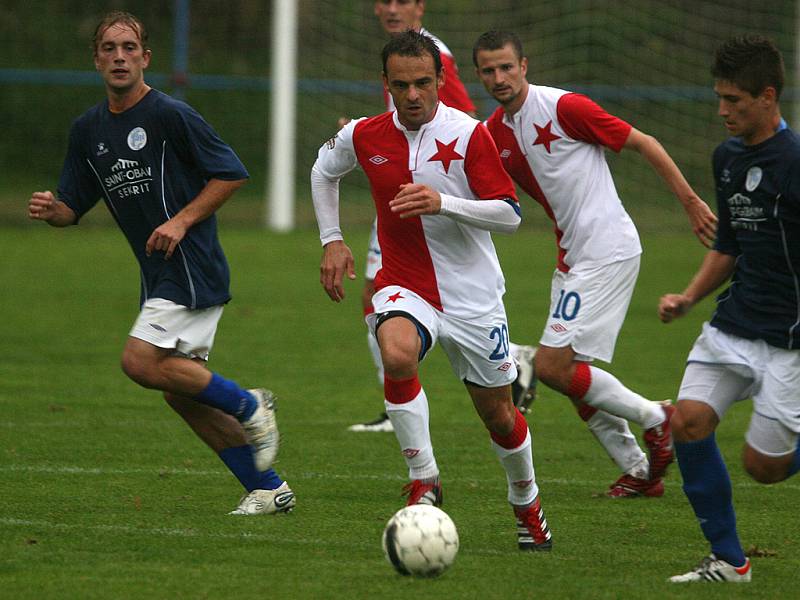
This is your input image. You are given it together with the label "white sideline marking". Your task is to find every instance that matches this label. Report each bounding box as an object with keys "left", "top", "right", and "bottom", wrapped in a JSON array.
[{"left": 2, "top": 464, "right": 798, "bottom": 490}]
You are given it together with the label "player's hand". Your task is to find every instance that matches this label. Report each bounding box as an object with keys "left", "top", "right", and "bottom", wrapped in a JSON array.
[
  {"left": 390, "top": 184, "right": 441, "bottom": 219},
  {"left": 684, "top": 197, "right": 717, "bottom": 248},
  {"left": 146, "top": 218, "right": 188, "bottom": 259},
  {"left": 658, "top": 293, "right": 692, "bottom": 323},
  {"left": 28, "top": 191, "right": 58, "bottom": 221},
  {"left": 337, "top": 116, "right": 351, "bottom": 129},
  {"left": 321, "top": 240, "right": 355, "bottom": 302}
]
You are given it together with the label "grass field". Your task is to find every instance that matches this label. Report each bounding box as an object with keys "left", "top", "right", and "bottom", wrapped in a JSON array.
[{"left": 1, "top": 223, "right": 797, "bottom": 599}]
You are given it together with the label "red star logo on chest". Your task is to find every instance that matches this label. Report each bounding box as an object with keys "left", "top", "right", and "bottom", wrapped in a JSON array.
[
  {"left": 533, "top": 121, "right": 561, "bottom": 153},
  {"left": 428, "top": 138, "right": 464, "bottom": 174},
  {"left": 386, "top": 292, "right": 404, "bottom": 303}
]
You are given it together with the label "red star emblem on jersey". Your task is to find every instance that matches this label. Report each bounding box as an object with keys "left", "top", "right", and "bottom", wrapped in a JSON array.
[
  {"left": 386, "top": 292, "right": 404, "bottom": 303},
  {"left": 428, "top": 138, "right": 464, "bottom": 174},
  {"left": 533, "top": 121, "right": 561, "bottom": 153}
]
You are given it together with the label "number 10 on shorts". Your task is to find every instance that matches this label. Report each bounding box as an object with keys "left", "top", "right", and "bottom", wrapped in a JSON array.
[{"left": 552, "top": 289, "right": 581, "bottom": 321}]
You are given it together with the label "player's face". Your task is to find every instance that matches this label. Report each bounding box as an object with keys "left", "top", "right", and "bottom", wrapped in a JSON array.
[
  {"left": 374, "top": 0, "right": 424, "bottom": 34},
  {"left": 714, "top": 79, "right": 776, "bottom": 146},
  {"left": 475, "top": 45, "right": 528, "bottom": 112},
  {"left": 383, "top": 52, "right": 442, "bottom": 130},
  {"left": 94, "top": 23, "right": 151, "bottom": 94}
]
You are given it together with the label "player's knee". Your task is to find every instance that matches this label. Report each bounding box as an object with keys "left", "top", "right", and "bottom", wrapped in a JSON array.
[
  {"left": 482, "top": 403, "right": 515, "bottom": 436},
  {"left": 381, "top": 344, "right": 417, "bottom": 379},
  {"left": 120, "top": 349, "right": 160, "bottom": 389},
  {"left": 671, "top": 402, "right": 716, "bottom": 443},
  {"left": 743, "top": 447, "right": 788, "bottom": 484}
]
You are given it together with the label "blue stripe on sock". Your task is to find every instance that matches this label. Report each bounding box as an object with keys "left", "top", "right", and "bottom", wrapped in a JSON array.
[
  {"left": 675, "top": 434, "right": 746, "bottom": 567},
  {"left": 195, "top": 373, "right": 257, "bottom": 420},
  {"left": 218, "top": 445, "right": 284, "bottom": 492}
]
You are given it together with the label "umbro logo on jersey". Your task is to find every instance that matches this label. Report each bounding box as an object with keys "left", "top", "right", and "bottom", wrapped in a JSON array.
[
  {"left": 550, "top": 323, "right": 567, "bottom": 333},
  {"left": 497, "top": 361, "right": 512, "bottom": 372},
  {"left": 96, "top": 142, "right": 109, "bottom": 157},
  {"left": 369, "top": 155, "right": 389, "bottom": 165},
  {"left": 149, "top": 323, "right": 167, "bottom": 333},
  {"left": 500, "top": 149, "right": 512, "bottom": 158},
  {"left": 402, "top": 448, "right": 420, "bottom": 458},
  {"left": 326, "top": 136, "right": 337, "bottom": 150}
]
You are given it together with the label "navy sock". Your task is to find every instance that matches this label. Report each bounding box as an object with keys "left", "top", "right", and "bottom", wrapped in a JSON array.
[
  {"left": 676, "top": 434, "right": 746, "bottom": 567},
  {"left": 218, "top": 445, "right": 284, "bottom": 492},
  {"left": 195, "top": 373, "right": 257, "bottom": 420},
  {"left": 789, "top": 437, "right": 800, "bottom": 478}
]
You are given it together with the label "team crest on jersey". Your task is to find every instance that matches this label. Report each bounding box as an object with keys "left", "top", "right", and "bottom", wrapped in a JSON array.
[
  {"left": 127, "top": 127, "right": 147, "bottom": 151},
  {"left": 745, "top": 166, "right": 762, "bottom": 192}
]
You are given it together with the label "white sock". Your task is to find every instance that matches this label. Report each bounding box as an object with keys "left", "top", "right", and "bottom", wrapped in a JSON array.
[
  {"left": 492, "top": 430, "right": 539, "bottom": 506},
  {"left": 583, "top": 366, "right": 664, "bottom": 429},
  {"left": 586, "top": 411, "right": 648, "bottom": 477},
  {"left": 367, "top": 330, "right": 384, "bottom": 385},
  {"left": 384, "top": 388, "right": 438, "bottom": 481}
]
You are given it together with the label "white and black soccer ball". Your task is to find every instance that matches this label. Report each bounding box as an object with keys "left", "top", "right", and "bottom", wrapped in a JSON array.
[{"left": 382, "top": 504, "right": 459, "bottom": 577}]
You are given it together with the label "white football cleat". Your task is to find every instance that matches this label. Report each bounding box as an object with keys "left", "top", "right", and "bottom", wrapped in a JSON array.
[
  {"left": 242, "top": 388, "right": 280, "bottom": 471},
  {"left": 229, "top": 482, "right": 296, "bottom": 515},
  {"left": 348, "top": 412, "right": 394, "bottom": 432},
  {"left": 669, "top": 554, "right": 751, "bottom": 583}
]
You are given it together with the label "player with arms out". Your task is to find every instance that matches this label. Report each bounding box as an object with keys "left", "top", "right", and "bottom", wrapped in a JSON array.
[
  {"left": 28, "top": 11, "right": 294, "bottom": 516},
  {"left": 473, "top": 31, "right": 718, "bottom": 497},
  {"left": 312, "top": 31, "right": 552, "bottom": 551},
  {"left": 662, "top": 34, "right": 800, "bottom": 583},
  {"left": 349, "top": 1, "right": 537, "bottom": 433}
]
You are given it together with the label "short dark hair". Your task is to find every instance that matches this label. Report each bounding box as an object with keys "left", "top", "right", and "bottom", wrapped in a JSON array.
[
  {"left": 472, "top": 30, "right": 524, "bottom": 67},
  {"left": 712, "top": 34, "right": 784, "bottom": 99},
  {"left": 381, "top": 30, "right": 442, "bottom": 75},
  {"left": 93, "top": 11, "right": 149, "bottom": 54}
]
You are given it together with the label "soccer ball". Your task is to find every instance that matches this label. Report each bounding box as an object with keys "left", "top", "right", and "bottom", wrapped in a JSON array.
[{"left": 382, "top": 504, "right": 459, "bottom": 577}]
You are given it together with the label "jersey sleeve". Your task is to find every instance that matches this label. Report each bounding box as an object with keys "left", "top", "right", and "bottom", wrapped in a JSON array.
[
  {"left": 464, "top": 123, "right": 519, "bottom": 210},
  {"left": 711, "top": 148, "right": 740, "bottom": 257},
  {"left": 556, "top": 93, "right": 632, "bottom": 152},
  {"left": 163, "top": 102, "right": 249, "bottom": 181},
  {"left": 439, "top": 53, "right": 476, "bottom": 114},
  {"left": 313, "top": 118, "right": 361, "bottom": 180},
  {"left": 57, "top": 119, "right": 103, "bottom": 221}
]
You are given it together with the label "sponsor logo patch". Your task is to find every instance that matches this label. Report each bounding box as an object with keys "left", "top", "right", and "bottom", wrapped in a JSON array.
[
  {"left": 402, "top": 448, "right": 420, "bottom": 458},
  {"left": 513, "top": 479, "right": 533, "bottom": 489}
]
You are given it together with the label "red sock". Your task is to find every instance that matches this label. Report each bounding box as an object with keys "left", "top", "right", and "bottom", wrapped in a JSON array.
[
  {"left": 491, "top": 408, "right": 529, "bottom": 449},
  {"left": 567, "top": 362, "right": 592, "bottom": 400},
  {"left": 384, "top": 375, "right": 422, "bottom": 404}
]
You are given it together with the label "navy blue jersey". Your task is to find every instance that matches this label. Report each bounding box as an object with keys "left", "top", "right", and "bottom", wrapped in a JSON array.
[
  {"left": 711, "top": 127, "right": 800, "bottom": 349},
  {"left": 58, "top": 89, "right": 248, "bottom": 309}
]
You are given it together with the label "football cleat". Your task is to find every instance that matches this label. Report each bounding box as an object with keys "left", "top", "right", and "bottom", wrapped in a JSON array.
[
  {"left": 242, "top": 388, "right": 280, "bottom": 471},
  {"left": 229, "top": 482, "right": 296, "bottom": 515},
  {"left": 402, "top": 478, "right": 443, "bottom": 507},
  {"left": 669, "top": 554, "right": 751, "bottom": 583},
  {"left": 643, "top": 401, "right": 676, "bottom": 481},
  {"left": 606, "top": 474, "right": 664, "bottom": 498},
  {"left": 511, "top": 345, "right": 538, "bottom": 413},
  {"left": 347, "top": 412, "right": 394, "bottom": 432},
  {"left": 515, "top": 496, "right": 552, "bottom": 551}
]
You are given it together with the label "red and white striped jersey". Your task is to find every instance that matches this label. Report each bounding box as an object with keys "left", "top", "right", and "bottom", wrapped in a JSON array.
[
  {"left": 383, "top": 29, "right": 475, "bottom": 115},
  {"left": 485, "top": 84, "right": 642, "bottom": 272},
  {"left": 315, "top": 103, "right": 518, "bottom": 318}
]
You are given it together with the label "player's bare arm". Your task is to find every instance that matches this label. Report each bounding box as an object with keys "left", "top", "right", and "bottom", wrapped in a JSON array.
[
  {"left": 624, "top": 128, "right": 718, "bottom": 248},
  {"left": 28, "top": 191, "right": 77, "bottom": 227},
  {"left": 658, "top": 250, "right": 736, "bottom": 323},
  {"left": 320, "top": 240, "right": 355, "bottom": 303},
  {"left": 145, "top": 178, "right": 246, "bottom": 259},
  {"left": 390, "top": 183, "right": 442, "bottom": 218}
]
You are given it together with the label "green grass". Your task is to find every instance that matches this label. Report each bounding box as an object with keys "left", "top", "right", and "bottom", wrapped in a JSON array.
[{"left": 1, "top": 224, "right": 797, "bottom": 599}]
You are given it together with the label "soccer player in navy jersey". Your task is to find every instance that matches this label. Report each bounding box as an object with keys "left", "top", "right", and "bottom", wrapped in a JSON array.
[
  {"left": 661, "top": 34, "right": 800, "bottom": 583},
  {"left": 27, "top": 11, "right": 293, "bottom": 516}
]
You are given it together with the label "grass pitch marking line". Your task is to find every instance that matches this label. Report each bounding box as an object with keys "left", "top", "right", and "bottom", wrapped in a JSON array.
[{"left": 3, "top": 464, "right": 799, "bottom": 490}]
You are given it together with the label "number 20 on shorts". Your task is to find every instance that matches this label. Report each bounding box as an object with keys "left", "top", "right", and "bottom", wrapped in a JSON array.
[{"left": 552, "top": 289, "right": 581, "bottom": 321}]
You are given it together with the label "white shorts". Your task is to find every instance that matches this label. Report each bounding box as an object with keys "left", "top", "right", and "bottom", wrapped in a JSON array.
[
  {"left": 366, "top": 285, "right": 517, "bottom": 388},
  {"left": 679, "top": 322, "right": 800, "bottom": 456},
  {"left": 364, "top": 219, "right": 382, "bottom": 280},
  {"left": 539, "top": 256, "right": 639, "bottom": 363},
  {"left": 129, "top": 298, "right": 224, "bottom": 361}
]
